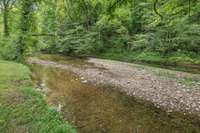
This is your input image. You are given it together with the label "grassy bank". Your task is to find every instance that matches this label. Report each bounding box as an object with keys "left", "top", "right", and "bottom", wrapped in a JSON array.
[
  {"left": 0, "top": 60, "right": 76, "bottom": 133},
  {"left": 98, "top": 49, "right": 200, "bottom": 73},
  {"left": 99, "top": 49, "right": 200, "bottom": 65}
]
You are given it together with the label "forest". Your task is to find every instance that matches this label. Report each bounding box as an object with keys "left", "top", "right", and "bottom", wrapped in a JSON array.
[
  {"left": 0, "top": 0, "right": 200, "bottom": 133},
  {"left": 0, "top": 0, "right": 199, "bottom": 65}
]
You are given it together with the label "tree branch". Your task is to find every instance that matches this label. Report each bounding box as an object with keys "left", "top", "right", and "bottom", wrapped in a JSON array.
[
  {"left": 153, "top": 0, "right": 163, "bottom": 19},
  {"left": 108, "top": 0, "right": 125, "bottom": 12}
]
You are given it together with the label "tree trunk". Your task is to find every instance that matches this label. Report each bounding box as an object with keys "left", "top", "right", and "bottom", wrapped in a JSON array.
[
  {"left": 3, "top": 7, "right": 9, "bottom": 36},
  {"left": 188, "top": 0, "right": 191, "bottom": 17}
]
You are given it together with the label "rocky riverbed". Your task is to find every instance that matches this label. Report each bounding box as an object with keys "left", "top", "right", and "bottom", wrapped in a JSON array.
[{"left": 28, "top": 55, "right": 200, "bottom": 117}]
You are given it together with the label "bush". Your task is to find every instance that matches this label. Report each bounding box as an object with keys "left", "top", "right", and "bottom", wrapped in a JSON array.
[
  {"left": 130, "top": 34, "right": 151, "bottom": 51},
  {"left": 0, "top": 36, "right": 18, "bottom": 60},
  {"left": 135, "top": 52, "right": 164, "bottom": 63},
  {"left": 147, "top": 19, "right": 200, "bottom": 54}
]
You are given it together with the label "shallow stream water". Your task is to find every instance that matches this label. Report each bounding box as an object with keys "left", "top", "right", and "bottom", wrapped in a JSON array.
[{"left": 30, "top": 55, "right": 200, "bottom": 133}]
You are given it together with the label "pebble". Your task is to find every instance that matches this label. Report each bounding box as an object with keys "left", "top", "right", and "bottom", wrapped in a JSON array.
[{"left": 82, "top": 80, "right": 88, "bottom": 83}]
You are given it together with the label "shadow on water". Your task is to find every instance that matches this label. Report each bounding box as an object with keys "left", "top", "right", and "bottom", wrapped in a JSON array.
[{"left": 30, "top": 61, "right": 200, "bottom": 133}]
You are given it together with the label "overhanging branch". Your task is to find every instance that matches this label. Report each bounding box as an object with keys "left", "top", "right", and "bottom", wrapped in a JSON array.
[{"left": 153, "top": 0, "right": 163, "bottom": 19}]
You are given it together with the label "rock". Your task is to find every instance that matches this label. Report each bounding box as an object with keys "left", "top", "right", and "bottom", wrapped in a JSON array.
[
  {"left": 57, "top": 104, "right": 63, "bottom": 112},
  {"left": 82, "top": 80, "right": 88, "bottom": 83}
]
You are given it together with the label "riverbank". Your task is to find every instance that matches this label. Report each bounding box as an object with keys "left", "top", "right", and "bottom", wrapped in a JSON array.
[
  {"left": 97, "top": 50, "right": 200, "bottom": 74},
  {"left": 0, "top": 60, "right": 75, "bottom": 133},
  {"left": 29, "top": 54, "right": 200, "bottom": 118}
]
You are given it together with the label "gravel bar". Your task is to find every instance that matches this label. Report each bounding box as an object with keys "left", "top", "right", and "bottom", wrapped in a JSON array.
[{"left": 28, "top": 57, "right": 200, "bottom": 117}]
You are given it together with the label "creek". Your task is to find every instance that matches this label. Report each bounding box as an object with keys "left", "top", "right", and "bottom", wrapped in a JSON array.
[{"left": 29, "top": 55, "right": 200, "bottom": 133}]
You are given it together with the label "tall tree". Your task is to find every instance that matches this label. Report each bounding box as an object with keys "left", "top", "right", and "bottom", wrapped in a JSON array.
[
  {"left": 17, "top": 0, "right": 37, "bottom": 57},
  {"left": 0, "top": 0, "right": 16, "bottom": 36}
]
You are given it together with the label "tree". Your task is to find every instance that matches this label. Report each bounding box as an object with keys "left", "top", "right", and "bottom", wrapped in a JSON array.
[
  {"left": 17, "top": 0, "right": 37, "bottom": 57},
  {"left": 0, "top": 0, "right": 16, "bottom": 36}
]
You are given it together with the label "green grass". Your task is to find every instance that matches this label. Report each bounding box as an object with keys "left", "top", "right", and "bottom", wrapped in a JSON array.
[
  {"left": 99, "top": 49, "right": 200, "bottom": 65},
  {"left": 180, "top": 77, "right": 200, "bottom": 87},
  {"left": 0, "top": 60, "right": 76, "bottom": 133}
]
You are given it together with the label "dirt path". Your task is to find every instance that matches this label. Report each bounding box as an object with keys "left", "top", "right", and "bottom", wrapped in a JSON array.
[{"left": 28, "top": 56, "right": 200, "bottom": 117}]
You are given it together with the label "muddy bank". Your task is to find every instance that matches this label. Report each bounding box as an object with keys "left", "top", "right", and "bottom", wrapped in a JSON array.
[{"left": 28, "top": 55, "right": 200, "bottom": 117}]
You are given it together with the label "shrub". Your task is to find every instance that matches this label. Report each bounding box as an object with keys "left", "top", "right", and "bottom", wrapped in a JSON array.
[{"left": 0, "top": 36, "right": 18, "bottom": 60}]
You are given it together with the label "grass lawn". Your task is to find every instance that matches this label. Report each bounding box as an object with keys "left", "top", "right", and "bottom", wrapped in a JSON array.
[{"left": 0, "top": 60, "right": 76, "bottom": 133}]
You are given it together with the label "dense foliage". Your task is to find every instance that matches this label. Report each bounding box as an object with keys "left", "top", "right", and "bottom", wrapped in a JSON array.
[{"left": 0, "top": 0, "right": 200, "bottom": 64}]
